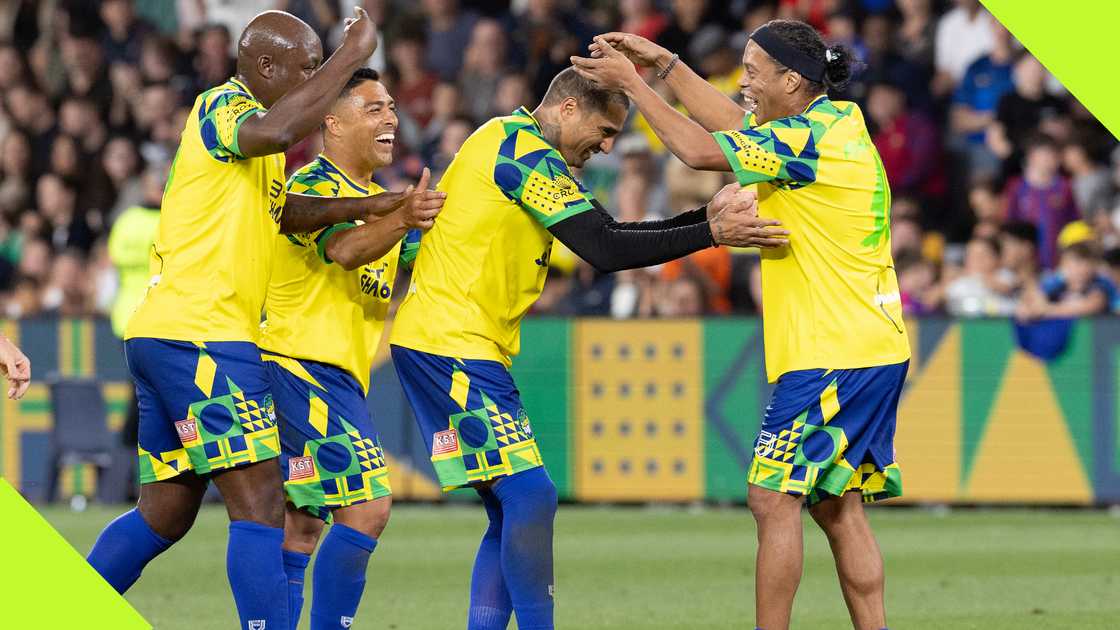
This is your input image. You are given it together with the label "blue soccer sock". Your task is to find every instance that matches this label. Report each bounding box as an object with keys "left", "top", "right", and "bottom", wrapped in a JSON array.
[
  {"left": 492, "top": 467, "right": 558, "bottom": 630},
  {"left": 468, "top": 488, "right": 512, "bottom": 630},
  {"left": 282, "top": 549, "right": 311, "bottom": 630},
  {"left": 228, "top": 520, "right": 290, "bottom": 630},
  {"left": 310, "top": 523, "right": 376, "bottom": 630},
  {"left": 86, "top": 508, "right": 173, "bottom": 593}
]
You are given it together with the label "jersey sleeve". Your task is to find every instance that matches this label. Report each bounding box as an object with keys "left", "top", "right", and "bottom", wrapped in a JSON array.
[
  {"left": 198, "top": 89, "right": 264, "bottom": 162},
  {"left": 493, "top": 128, "right": 596, "bottom": 228},
  {"left": 399, "top": 228, "right": 422, "bottom": 269},
  {"left": 712, "top": 116, "right": 821, "bottom": 187},
  {"left": 284, "top": 168, "right": 356, "bottom": 264}
]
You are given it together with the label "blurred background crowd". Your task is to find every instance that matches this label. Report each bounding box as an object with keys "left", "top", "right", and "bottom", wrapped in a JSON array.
[{"left": 1, "top": 0, "right": 1119, "bottom": 328}]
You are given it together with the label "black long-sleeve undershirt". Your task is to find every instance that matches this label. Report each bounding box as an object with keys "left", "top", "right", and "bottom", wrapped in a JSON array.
[{"left": 547, "top": 201, "right": 714, "bottom": 273}]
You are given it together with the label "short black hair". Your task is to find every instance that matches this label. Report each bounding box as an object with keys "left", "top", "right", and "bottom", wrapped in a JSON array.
[
  {"left": 1000, "top": 219, "right": 1039, "bottom": 246},
  {"left": 754, "top": 19, "right": 856, "bottom": 94},
  {"left": 1103, "top": 247, "right": 1120, "bottom": 269},
  {"left": 339, "top": 67, "right": 381, "bottom": 100},
  {"left": 972, "top": 235, "right": 1002, "bottom": 258},
  {"left": 541, "top": 67, "right": 629, "bottom": 115},
  {"left": 1063, "top": 240, "right": 1100, "bottom": 262}
]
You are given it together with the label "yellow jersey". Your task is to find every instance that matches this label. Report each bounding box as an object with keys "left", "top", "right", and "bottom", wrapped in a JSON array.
[
  {"left": 712, "top": 96, "right": 911, "bottom": 382},
  {"left": 259, "top": 156, "right": 420, "bottom": 392},
  {"left": 126, "top": 78, "right": 285, "bottom": 342},
  {"left": 391, "top": 107, "right": 596, "bottom": 364}
]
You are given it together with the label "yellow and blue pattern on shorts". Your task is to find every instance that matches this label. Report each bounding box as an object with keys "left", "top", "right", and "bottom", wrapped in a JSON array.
[
  {"left": 748, "top": 361, "right": 907, "bottom": 505},
  {"left": 391, "top": 345, "right": 544, "bottom": 491},
  {"left": 128, "top": 338, "right": 280, "bottom": 484},
  {"left": 263, "top": 353, "right": 391, "bottom": 520}
]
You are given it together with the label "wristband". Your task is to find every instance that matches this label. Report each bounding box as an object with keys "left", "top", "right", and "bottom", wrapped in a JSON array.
[{"left": 657, "top": 53, "right": 679, "bottom": 80}]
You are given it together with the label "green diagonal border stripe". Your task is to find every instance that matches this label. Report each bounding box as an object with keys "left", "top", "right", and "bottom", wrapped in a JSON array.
[
  {"left": 984, "top": 0, "right": 1120, "bottom": 140},
  {"left": 0, "top": 479, "right": 150, "bottom": 628}
]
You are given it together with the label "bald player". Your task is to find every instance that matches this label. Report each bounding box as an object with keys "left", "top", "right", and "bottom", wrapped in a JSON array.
[{"left": 86, "top": 10, "right": 443, "bottom": 630}]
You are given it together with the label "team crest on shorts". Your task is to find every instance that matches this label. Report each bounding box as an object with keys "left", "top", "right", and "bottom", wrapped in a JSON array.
[
  {"left": 432, "top": 428, "right": 459, "bottom": 455},
  {"left": 341, "top": 616, "right": 354, "bottom": 628},
  {"left": 174, "top": 418, "right": 199, "bottom": 443},
  {"left": 288, "top": 455, "right": 316, "bottom": 481},
  {"left": 248, "top": 621, "right": 266, "bottom": 630},
  {"left": 517, "top": 408, "right": 534, "bottom": 438},
  {"left": 755, "top": 430, "right": 776, "bottom": 458},
  {"left": 263, "top": 394, "right": 276, "bottom": 422}
]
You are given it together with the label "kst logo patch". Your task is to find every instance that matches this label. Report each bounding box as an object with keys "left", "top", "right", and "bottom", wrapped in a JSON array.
[
  {"left": 174, "top": 418, "right": 198, "bottom": 443},
  {"left": 288, "top": 456, "right": 316, "bottom": 481},
  {"left": 432, "top": 428, "right": 459, "bottom": 455}
]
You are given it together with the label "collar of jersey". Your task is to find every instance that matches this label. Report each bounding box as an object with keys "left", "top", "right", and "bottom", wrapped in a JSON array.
[
  {"left": 803, "top": 94, "right": 829, "bottom": 114},
  {"left": 227, "top": 77, "right": 257, "bottom": 100},
  {"left": 317, "top": 154, "right": 370, "bottom": 195},
  {"left": 513, "top": 106, "right": 543, "bottom": 133}
]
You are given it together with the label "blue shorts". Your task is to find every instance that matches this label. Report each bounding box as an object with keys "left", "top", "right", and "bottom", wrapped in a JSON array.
[
  {"left": 748, "top": 361, "right": 908, "bottom": 505},
  {"left": 263, "top": 353, "right": 391, "bottom": 520},
  {"left": 390, "top": 345, "right": 544, "bottom": 491},
  {"left": 126, "top": 338, "right": 280, "bottom": 484}
]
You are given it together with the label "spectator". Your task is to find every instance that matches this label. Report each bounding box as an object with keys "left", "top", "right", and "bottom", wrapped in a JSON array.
[
  {"left": 862, "top": 13, "right": 931, "bottom": 112},
  {"left": 37, "top": 173, "right": 93, "bottom": 253},
  {"left": 5, "top": 274, "right": 41, "bottom": 319},
  {"left": 949, "top": 18, "right": 1015, "bottom": 177},
  {"left": 620, "top": 0, "right": 669, "bottom": 43},
  {"left": 895, "top": 0, "right": 936, "bottom": 71},
  {"left": 193, "top": 24, "right": 235, "bottom": 91},
  {"left": 969, "top": 178, "right": 1004, "bottom": 239},
  {"left": 655, "top": 275, "right": 706, "bottom": 317},
  {"left": 100, "top": 0, "right": 154, "bottom": 65},
  {"left": 108, "top": 165, "right": 164, "bottom": 337},
  {"left": 867, "top": 81, "right": 943, "bottom": 200},
  {"left": 987, "top": 53, "right": 1068, "bottom": 172},
  {"left": 661, "top": 248, "right": 732, "bottom": 315},
  {"left": 41, "top": 248, "right": 92, "bottom": 317},
  {"left": 428, "top": 115, "right": 474, "bottom": 183},
  {"left": 49, "top": 134, "right": 81, "bottom": 186},
  {"left": 423, "top": 0, "right": 479, "bottom": 81},
  {"left": 1004, "top": 134, "right": 1080, "bottom": 269},
  {"left": 58, "top": 96, "right": 109, "bottom": 159},
  {"left": 1103, "top": 248, "right": 1120, "bottom": 312},
  {"left": 459, "top": 19, "right": 510, "bottom": 123},
  {"left": 0, "top": 131, "right": 31, "bottom": 215},
  {"left": 999, "top": 220, "right": 1041, "bottom": 297},
  {"left": 4, "top": 85, "right": 56, "bottom": 176},
  {"left": 1018, "top": 242, "right": 1114, "bottom": 320},
  {"left": 944, "top": 236, "right": 1017, "bottom": 317},
  {"left": 389, "top": 30, "right": 439, "bottom": 128},
  {"left": 657, "top": 0, "right": 718, "bottom": 69},
  {"left": 897, "top": 250, "right": 942, "bottom": 315},
  {"left": 1063, "top": 140, "right": 1113, "bottom": 224},
  {"left": 933, "top": 0, "right": 993, "bottom": 96},
  {"left": 492, "top": 73, "right": 534, "bottom": 120}
]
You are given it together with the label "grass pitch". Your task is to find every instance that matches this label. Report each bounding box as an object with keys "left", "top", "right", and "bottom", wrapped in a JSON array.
[{"left": 42, "top": 503, "right": 1120, "bottom": 629}]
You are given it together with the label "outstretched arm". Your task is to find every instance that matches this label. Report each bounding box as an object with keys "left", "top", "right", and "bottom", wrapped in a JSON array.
[
  {"left": 587, "top": 33, "right": 746, "bottom": 132},
  {"left": 571, "top": 40, "right": 730, "bottom": 171},
  {"left": 236, "top": 8, "right": 379, "bottom": 157},
  {"left": 280, "top": 168, "right": 445, "bottom": 234}
]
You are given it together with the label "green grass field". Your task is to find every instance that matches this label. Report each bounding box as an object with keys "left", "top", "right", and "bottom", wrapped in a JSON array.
[{"left": 42, "top": 504, "right": 1120, "bottom": 629}]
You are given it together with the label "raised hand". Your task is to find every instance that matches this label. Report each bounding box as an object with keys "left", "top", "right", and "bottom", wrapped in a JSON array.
[
  {"left": 398, "top": 167, "right": 445, "bottom": 230},
  {"left": 589, "top": 32, "right": 671, "bottom": 70},
  {"left": 341, "top": 6, "right": 378, "bottom": 60},
  {"left": 569, "top": 36, "right": 642, "bottom": 91},
  {"left": 709, "top": 195, "right": 789, "bottom": 249},
  {"left": 0, "top": 336, "right": 30, "bottom": 400}
]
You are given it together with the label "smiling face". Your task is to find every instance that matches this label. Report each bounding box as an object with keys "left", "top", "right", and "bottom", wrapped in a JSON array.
[
  {"left": 325, "top": 78, "right": 398, "bottom": 170},
  {"left": 739, "top": 40, "right": 794, "bottom": 124},
  {"left": 555, "top": 98, "right": 627, "bottom": 168}
]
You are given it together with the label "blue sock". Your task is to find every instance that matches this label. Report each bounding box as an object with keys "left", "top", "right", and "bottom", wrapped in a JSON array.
[
  {"left": 492, "top": 468, "right": 558, "bottom": 630},
  {"left": 310, "top": 524, "right": 376, "bottom": 630},
  {"left": 87, "top": 508, "right": 173, "bottom": 593},
  {"left": 468, "top": 488, "right": 512, "bottom": 630},
  {"left": 283, "top": 550, "right": 310, "bottom": 630},
  {"left": 228, "top": 520, "right": 290, "bottom": 630}
]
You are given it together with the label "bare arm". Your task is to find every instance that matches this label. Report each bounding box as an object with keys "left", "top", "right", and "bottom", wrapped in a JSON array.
[
  {"left": 281, "top": 167, "right": 445, "bottom": 234},
  {"left": 0, "top": 334, "right": 30, "bottom": 400},
  {"left": 588, "top": 33, "right": 746, "bottom": 132},
  {"left": 323, "top": 216, "right": 408, "bottom": 271},
  {"left": 236, "top": 8, "right": 377, "bottom": 157}
]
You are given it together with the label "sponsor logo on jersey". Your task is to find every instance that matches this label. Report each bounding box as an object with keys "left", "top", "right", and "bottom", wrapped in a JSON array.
[{"left": 175, "top": 418, "right": 199, "bottom": 443}]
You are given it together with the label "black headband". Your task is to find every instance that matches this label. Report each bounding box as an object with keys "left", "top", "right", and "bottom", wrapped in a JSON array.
[{"left": 750, "top": 25, "right": 826, "bottom": 83}]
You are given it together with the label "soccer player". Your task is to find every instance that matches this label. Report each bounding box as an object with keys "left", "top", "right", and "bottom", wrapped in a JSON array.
[
  {"left": 572, "top": 20, "right": 911, "bottom": 630},
  {"left": 260, "top": 68, "right": 435, "bottom": 630},
  {"left": 85, "top": 10, "right": 441, "bottom": 629},
  {"left": 389, "top": 67, "right": 789, "bottom": 630}
]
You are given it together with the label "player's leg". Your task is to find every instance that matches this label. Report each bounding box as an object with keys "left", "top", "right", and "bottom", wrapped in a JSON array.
[
  {"left": 309, "top": 497, "right": 391, "bottom": 630},
  {"left": 282, "top": 502, "right": 323, "bottom": 630},
  {"left": 390, "top": 345, "right": 552, "bottom": 630},
  {"left": 491, "top": 467, "right": 558, "bottom": 630},
  {"left": 88, "top": 338, "right": 207, "bottom": 593},
  {"left": 808, "top": 491, "right": 887, "bottom": 630},
  {"left": 748, "top": 484, "right": 804, "bottom": 630},
  {"left": 468, "top": 485, "right": 512, "bottom": 630}
]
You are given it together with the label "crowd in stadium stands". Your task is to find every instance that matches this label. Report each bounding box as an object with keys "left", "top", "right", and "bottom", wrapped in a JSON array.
[{"left": 1, "top": 0, "right": 1119, "bottom": 324}]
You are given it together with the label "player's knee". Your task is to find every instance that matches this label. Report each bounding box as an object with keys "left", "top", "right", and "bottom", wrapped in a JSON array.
[
  {"left": 334, "top": 496, "right": 393, "bottom": 539},
  {"left": 138, "top": 504, "right": 197, "bottom": 542},
  {"left": 748, "top": 484, "right": 799, "bottom": 525},
  {"left": 236, "top": 479, "right": 286, "bottom": 527},
  {"left": 808, "top": 493, "right": 863, "bottom": 537}
]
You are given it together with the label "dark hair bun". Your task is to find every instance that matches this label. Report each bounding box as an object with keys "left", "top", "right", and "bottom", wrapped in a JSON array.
[{"left": 822, "top": 44, "right": 854, "bottom": 91}]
